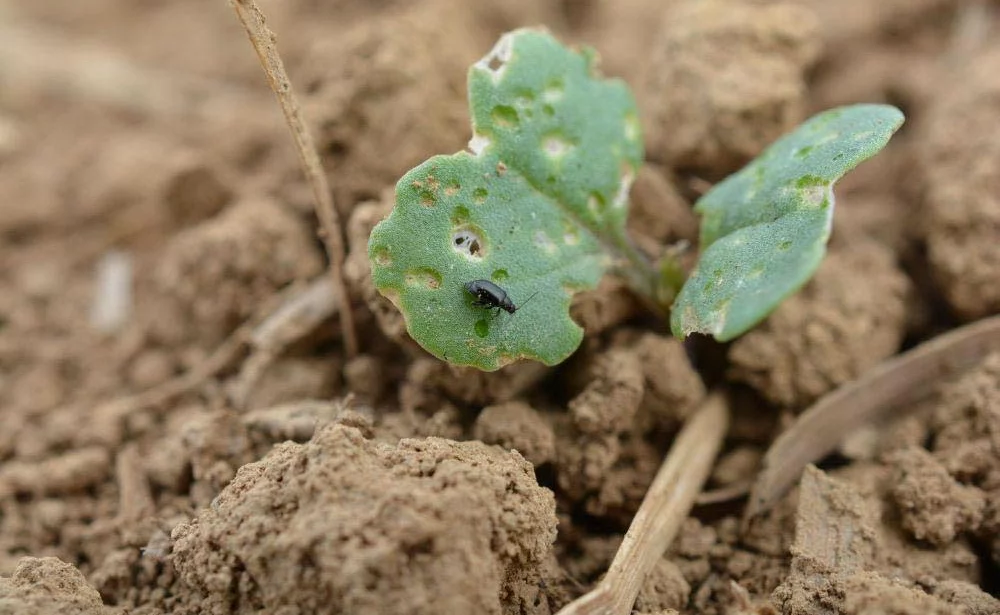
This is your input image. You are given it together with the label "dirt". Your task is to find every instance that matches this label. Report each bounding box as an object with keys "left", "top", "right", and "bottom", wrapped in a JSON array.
[
  {"left": 1, "top": 0, "right": 999, "bottom": 614},
  {"left": 170, "top": 423, "right": 556, "bottom": 615},
  {"left": 728, "top": 241, "right": 912, "bottom": 408},
  {"left": 639, "top": 0, "right": 822, "bottom": 176}
]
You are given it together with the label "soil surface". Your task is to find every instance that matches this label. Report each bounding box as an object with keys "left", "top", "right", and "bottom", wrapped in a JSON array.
[{"left": 1, "top": 0, "right": 999, "bottom": 614}]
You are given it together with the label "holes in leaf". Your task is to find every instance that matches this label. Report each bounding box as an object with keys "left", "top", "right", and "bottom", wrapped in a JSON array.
[
  {"left": 712, "top": 298, "right": 732, "bottom": 321},
  {"left": 418, "top": 190, "right": 436, "bottom": 207},
  {"left": 778, "top": 240, "right": 793, "bottom": 251},
  {"left": 587, "top": 192, "right": 607, "bottom": 217},
  {"left": 624, "top": 112, "right": 640, "bottom": 142},
  {"left": 542, "top": 134, "right": 571, "bottom": 158},
  {"left": 372, "top": 247, "right": 391, "bottom": 267},
  {"left": 795, "top": 175, "right": 829, "bottom": 207},
  {"left": 534, "top": 230, "right": 556, "bottom": 254},
  {"left": 445, "top": 182, "right": 461, "bottom": 197},
  {"left": 476, "top": 34, "right": 512, "bottom": 82},
  {"left": 543, "top": 79, "right": 564, "bottom": 102},
  {"left": 452, "top": 225, "right": 487, "bottom": 259},
  {"left": 794, "top": 145, "right": 814, "bottom": 159},
  {"left": 542, "top": 104, "right": 555, "bottom": 117},
  {"left": 452, "top": 205, "right": 471, "bottom": 225},
  {"left": 612, "top": 168, "right": 635, "bottom": 209},
  {"left": 474, "top": 319, "right": 490, "bottom": 338},
  {"left": 405, "top": 268, "right": 442, "bottom": 289},
  {"left": 473, "top": 188, "right": 488, "bottom": 204},
  {"left": 795, "top": 175, "right": 825, "bottom": 188},
  {"left": 492, "top": 269, "right": 509, "bottom": 283},
  {"left": 492, "top": 105, "right": 519, "bottom": 128},
  {"left": 468, "top": 134, "right": 492, "bottom": 155}
]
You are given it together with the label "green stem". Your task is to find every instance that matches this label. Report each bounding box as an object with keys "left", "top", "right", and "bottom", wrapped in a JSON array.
[{"left": 609, "top": 229, "right": 669, "bottom": 318}]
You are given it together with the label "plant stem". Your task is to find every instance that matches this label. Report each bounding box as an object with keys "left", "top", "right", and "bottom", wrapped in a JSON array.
[
  {"left": 556, "top": 393, "right": 729, "bottom": 615},
  {"left": 609, "top": 228, "right": 666, "bottom": 316},
  {"left": 227, "top": 0, "right": 358, "bottom": 358}
]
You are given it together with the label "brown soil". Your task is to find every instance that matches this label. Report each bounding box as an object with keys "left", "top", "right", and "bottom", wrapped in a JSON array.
[{"left": 1, "top": 0, "right": 998, "bottom": 614}]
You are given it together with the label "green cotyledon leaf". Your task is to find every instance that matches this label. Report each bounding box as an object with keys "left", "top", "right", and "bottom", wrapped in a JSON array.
[
  {"left": 368, "top": 29, "right": 642, "bottom": 371},
  {"left": 671, "top": 104, "right": 905, "bottom": 342}
]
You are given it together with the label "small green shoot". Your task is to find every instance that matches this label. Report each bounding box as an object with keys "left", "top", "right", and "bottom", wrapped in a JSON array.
[
  {"left": 369, "top": 28, "right": 904, "bottom": 370},
  {"left": 368, "top": 29, "right": 642, "bottom": 371},
  {"left": 670, "top": 105, "right": 905, "bottom": 341}
]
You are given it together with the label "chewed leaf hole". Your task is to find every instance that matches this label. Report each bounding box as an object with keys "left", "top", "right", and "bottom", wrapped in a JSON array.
[
  {"left": 493, "top": 105, "right": 519, "bottom": 128},
  {"left": 613, "top": 169, "right": 634, "bottom": 209},
  {"left": 542, "top": 134, "right": 571, "bottom": 158},
  {"left": 475, "top": 33, "right": 513, "bottom": 82},
  {"left": 473, "top": 187, "right": 488, "bottom": 203},
  {"left": 468, "top": 134, "right": 492, "bottom": 155},
  {"left": 419, "top": 190, "right": 436, "bottom": 207},
  {"left": 543, "top": 79, "right": 564, "bottom": 102},
  {"left": 372, "top": 247, "right": 391, "bottom": 267},
  {"left": 624, "top": 113, "right": 640, "bottom": 142},
  {"left": 534, "top": 230, "right": 557, "bottom": 254},
  {"left": 452, "top": 205, "right": 471, "bottom": 224},
  {"left": 492, "top": 269, "right": 509, "bottom": 283},
  {"left": 405, "top": 268, "right": 442, "bottom": 289},
  {"left": 474, "top": 319, "right": 490, "bottom": 338},
  {"left": 587, "top": 192, "right": 607, "bottom": 217},
  {"left": 452, "top": 226, "right": 486, "bottom": 259}
]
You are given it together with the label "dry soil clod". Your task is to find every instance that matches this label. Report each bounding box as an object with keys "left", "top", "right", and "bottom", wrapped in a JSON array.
[
  {"left": 555, "top": 393, "right": 729, "bottom": 615},
  {"left": 746, "top": 314, "right": 1000, "bottom": 524}
]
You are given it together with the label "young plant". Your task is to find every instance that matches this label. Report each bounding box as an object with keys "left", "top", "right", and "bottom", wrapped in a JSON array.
[{"left": 368, "top": 28, "right": 903, "bottom": 371}]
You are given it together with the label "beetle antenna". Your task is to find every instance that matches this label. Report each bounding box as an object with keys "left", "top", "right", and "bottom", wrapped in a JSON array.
[
  {"left": 515, "top": 289, "right": 540, "bottom": 313},
  {"left": 496, "top": 288, "right": 540, "bottom": 335}
]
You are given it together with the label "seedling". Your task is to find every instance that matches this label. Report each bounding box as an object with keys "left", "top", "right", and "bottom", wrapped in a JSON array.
[{"left": 369, "top": 28, "right": 903, "bottom": 371}]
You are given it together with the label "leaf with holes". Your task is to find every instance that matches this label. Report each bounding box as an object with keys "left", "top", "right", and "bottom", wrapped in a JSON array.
[
  {"left": 368, "top": 29, "right": 642, "bottom": 371},
  {"left": 670, "top": 104, "right": 905, "bottom": 341}
]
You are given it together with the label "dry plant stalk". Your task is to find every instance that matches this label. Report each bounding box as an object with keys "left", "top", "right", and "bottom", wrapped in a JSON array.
[
  {"left": 228, "top": 0, "right": 358, "bottom": 358},
  {"left": 229, "top": 277, "right": 340, "bottom": 408},
  {"left": 556, "top": 393, "right": 729, "bottom": 615},
  {"left": 89, "top": 278, "right": 326, "bottom": 432},
  {"left": 745, "top": 314, "right": 1000, "bottom": 522}
]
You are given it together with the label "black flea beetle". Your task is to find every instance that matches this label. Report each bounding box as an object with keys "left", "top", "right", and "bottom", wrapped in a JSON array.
[{"left": 464, "top": 280, "right": 537, "bottom": 316}]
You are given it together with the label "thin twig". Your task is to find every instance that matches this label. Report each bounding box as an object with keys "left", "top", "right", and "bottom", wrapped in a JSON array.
[
  {"left": 745, "top": 314, "right": 1000, "bottom": 523},
  {"left": 556, "top": 394, "right": 729, "bottom": 615},
  {"left": 229, "top": 276, "right": 340, "bottom": 409},
  {"left": 695, "top": 479, "right": 751, "bottom": 507},
  {"left": 83, "top": 280, "right": 337, "bottom": 442},
  {"left": 91, "top": 326, "right": 250, "bottom": 434},
  {"left": 228, "top": 0, "right": 358, "bottom": 358}
]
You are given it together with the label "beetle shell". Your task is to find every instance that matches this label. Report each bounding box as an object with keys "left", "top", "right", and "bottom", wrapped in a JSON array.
[{"left": 464, "top": 279, "right": 517, "bottom": 314}]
